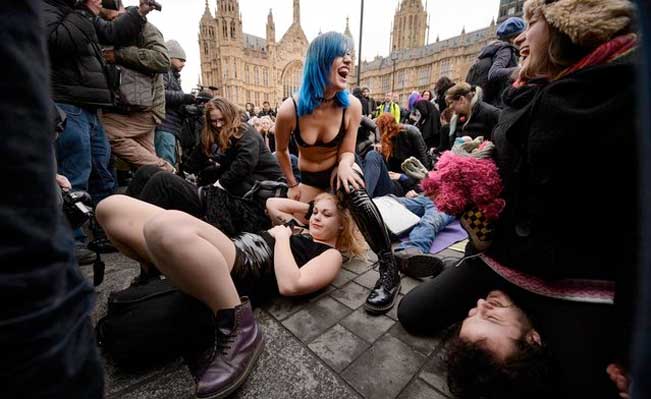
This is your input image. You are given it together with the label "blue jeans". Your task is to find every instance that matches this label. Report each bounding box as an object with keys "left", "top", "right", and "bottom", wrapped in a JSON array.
[
  {"left": 55, "top": 103, "right": 116, "bottom": 203},
  {"left": 397, "top": 195, "right": 454, "bottom": 253},
  {"left": 55, "top": 103, "right": 116, "bottom": 241},
  {"left": 362, "top": 150, "right": 397, "bottom": 198},
  {"left": 155, "top": 129, "right": 176, "bottom": 165}
]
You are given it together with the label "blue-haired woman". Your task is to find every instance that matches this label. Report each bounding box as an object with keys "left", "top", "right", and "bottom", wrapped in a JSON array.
[{"left": 275, "top": 32, "right": 401, "bottom": 315}]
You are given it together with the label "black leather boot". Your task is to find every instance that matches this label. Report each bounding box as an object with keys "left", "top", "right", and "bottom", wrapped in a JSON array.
[{"left": 343, "top": 188, "right": 401, "bottom": 315}]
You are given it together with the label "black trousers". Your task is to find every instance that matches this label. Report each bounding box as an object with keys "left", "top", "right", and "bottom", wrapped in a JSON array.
[
  {"left": 398, "top": 256, "right": 618, "bottom": 399},
  {"left": 127, "top": 166, "right": 270, "bottom": 237},
  {"left": 1, "top": 2, "right": 103, "bottom": 397},
  {"left": 127, "top": 165, "right": 203, "bottom": 217}
]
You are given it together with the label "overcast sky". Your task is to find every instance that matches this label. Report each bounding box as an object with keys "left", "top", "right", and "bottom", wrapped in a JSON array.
[{"left": 124, "top": 0, "right": 501, "bottom": 92}]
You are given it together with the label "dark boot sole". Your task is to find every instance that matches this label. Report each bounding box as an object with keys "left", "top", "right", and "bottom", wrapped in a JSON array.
[
  {"left": 363, "top": 281, "right": 402, "bottom": 315},
  {"left": 401, "top": 255, "right": 444, "bottom": 279},
  {"left": 195, "top": 337, "right": 265, "bottom": 399}
]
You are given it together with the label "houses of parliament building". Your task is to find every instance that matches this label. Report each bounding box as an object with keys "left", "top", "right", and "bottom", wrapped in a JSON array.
[{"left": 198, "top": 0, "right": 524, "bottom": 107}]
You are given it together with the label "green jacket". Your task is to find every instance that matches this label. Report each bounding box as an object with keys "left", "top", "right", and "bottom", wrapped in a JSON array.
[
  {"left": 375, "top": 101, "right": 401, "bottom": 123},
  {"left": 115, "top": 21, "right": 169, "bottom": 122}
]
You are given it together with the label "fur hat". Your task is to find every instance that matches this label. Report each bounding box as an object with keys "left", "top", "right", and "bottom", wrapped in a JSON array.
[
  {"left": 524, "top": 0, "right": 635, "bottom": 47},
  {"left": 166, "top": 40, "right": 186, "bottom": 61}
]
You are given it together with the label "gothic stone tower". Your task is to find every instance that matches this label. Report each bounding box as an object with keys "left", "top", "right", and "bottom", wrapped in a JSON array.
[
  {"left": 199, "top": 0, "right": 308, "bottom": 107},
  {"left": 391, "top": 0, "right": 428, "bottom": 51}
]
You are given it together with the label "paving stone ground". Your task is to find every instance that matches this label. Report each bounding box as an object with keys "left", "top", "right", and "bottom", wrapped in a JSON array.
[{"left": 85, "top": 244, "right": 465, "bottom": 399}]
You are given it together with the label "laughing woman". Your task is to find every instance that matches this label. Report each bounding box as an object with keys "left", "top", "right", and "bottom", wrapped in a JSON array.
[
  {"left": 96, "top": 192, "right": 364, "bottom": 399},
  {"left": 398, "top": 0, "right": 638, "bottom": 397},
  {"left": 274, "top": 31, "right": 401, "bottom": 315}
]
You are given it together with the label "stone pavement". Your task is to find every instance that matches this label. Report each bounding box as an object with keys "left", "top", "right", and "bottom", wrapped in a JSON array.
[{"left": 85, "top": 246, "right": 465, "bottom": 399}]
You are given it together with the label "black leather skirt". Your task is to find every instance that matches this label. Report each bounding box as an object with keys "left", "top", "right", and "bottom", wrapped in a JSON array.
[{"left": 230, "top": 232, "right": 277, "bottom": 303}]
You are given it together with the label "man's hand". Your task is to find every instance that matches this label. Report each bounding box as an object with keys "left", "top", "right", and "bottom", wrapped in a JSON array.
[
  {"left": 102, "top": 48, "right": 116, "bottom": 64},
  {"left": 388, "top": 171, "right": 402, "bottom": 181},
  {"left": 138, "top": 0, "right": 155, "bottom": 17},
  {"left": 56, "top": 174, "right": 72, "bottom": 191}
]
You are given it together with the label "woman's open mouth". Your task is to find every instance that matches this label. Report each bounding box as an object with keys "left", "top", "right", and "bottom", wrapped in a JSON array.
[{"left": 337, "top": 67, "right": 349, "bottom": 81}]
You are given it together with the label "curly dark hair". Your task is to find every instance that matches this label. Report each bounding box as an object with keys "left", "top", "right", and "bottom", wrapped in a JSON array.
[{"left": 446, "top": 336, "right": 559, "bottom": 399}]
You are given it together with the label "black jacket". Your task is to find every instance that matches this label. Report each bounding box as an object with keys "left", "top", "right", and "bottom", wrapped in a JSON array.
[
  {"left": 189, "top": 124, "right": 283, "bottom": 197},
  {"left": 489, "top": 55, "right": 638, "bottom": 282},
  {"left": 468, "top": 41, "right": 518, "bottom": 107},
  {"left": 387, "top": 124, "right": 431, "bottom": 173},
  {"left": 454, "top": 100, "right": 500, "bottom": 140},
  {"left": 44, "top": 0, "right": 145, "bottom": 107},
  {"left": 159, "top": 70, "right": 193, "bottom": 134},
  {"left": 412, "top": 100, "right": 441, "bottom": 148},
  {"left": 384, "top": 124, "right": 431, "bottom": 193}
]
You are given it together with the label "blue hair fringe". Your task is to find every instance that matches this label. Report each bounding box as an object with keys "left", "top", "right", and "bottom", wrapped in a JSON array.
[{"left": 297, "top": 31, "right": 353, "bottom": 117}]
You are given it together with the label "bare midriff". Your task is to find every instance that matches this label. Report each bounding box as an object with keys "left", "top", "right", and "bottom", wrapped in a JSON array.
[{"left": 298, "top": 146, "right": 339, "bottom": 173}]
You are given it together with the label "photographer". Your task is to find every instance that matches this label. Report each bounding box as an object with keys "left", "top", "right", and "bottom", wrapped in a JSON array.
[
  {"left": 44, "top": 0, "right": 154, "bottom": 257},
  {"left": 100, "top": 0, "right": 173, "bottom": 172},
  {"left": 2, "top": 2, "right": 104, "bottom": 396},
  {"left": 155, "top": 39, "right": 196, "bottom": 166}
]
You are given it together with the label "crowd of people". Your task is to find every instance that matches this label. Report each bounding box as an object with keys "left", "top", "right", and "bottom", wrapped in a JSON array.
[{"left": 1, "top": 0, "right": 649, "bottom": 398}]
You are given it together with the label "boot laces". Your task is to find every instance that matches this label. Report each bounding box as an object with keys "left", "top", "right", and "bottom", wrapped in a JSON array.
[{"left": 216, "top": 331, "right": 235, "bottom": 356}]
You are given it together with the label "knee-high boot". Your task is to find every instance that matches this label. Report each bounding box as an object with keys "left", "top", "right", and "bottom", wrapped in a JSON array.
[{"left": 343, "top": 187, "right": 401, "bottom": 314}]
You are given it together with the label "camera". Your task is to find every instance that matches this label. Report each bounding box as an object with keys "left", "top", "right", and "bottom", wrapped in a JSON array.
[
  {"left": 147, "top": 0, "right": 162, "bottom": 11},
  {"left": 62, "top": 190, "right": 94, "bottom": 229}
]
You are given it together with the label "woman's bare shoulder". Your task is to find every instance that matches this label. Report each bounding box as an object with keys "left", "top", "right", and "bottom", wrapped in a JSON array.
[{"left": 277, "top": 97, "right": 297, "bottom": 118}]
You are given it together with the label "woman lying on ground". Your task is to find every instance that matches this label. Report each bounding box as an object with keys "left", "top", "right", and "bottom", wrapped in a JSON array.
[
  {"left": 275, "top": 31, "right": 401, "bottom": 315},
  {"left": 399, "top": 0, "right": 638, "bottom": 397},
  {"left": 96, "top": 192, "right": 364, "bottom": 399},
  {"left": 361, "top": 113, "right": 431, "bottom": 198}
]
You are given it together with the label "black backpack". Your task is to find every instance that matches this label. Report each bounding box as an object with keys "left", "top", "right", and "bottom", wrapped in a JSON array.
[
  {"left": 95, "top": 279, "right": 213, "bottom": 368},
  {"left": 465, "top": 56, "right": 492, "bottom": 92}
]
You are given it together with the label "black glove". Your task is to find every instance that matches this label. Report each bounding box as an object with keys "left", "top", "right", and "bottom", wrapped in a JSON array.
[{"left": 183, "top": 94, "right": 196, "bottom": 104}]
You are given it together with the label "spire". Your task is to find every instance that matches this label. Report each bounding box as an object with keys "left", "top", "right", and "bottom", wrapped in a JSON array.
[
  {"left": 201, "top": 0, "right": 212, "bottom": 20},
  {"left": 293, "top": 0, "right": 300, "bottom": 25},
  {"left": 490, "top": 17, "right": 496, "bottom": 27},
  {"left": 266, "top": 8, "right": 275, "bottom": 43},
  {"left": 461, "top": 26, "right": 466, "bottom": 35},
  {"left": 344, "top": 16, "right": 353, "bottom": 39}
]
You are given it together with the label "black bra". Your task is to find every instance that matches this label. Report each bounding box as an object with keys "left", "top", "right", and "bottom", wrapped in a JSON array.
[{"left": 291, "top": 98, "right": 346, "bottom": 148}]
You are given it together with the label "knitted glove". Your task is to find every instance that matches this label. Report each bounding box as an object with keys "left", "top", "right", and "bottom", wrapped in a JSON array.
[
  {"left": 451, "top": 136, "right": 495, "bottom": 159},
  {"left": 401, "top": 156, "right": 429, "bottom": 180}
]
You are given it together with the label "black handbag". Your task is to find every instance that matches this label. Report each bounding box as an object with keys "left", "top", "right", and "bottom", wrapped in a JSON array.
[{"left": 95, "top": 279, "right": 213, "bottom": 368}]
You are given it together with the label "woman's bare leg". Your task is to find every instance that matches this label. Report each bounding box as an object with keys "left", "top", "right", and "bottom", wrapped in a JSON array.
[
  {"left": 143, "top": 210, "right": 240, "bottom": 312},
  {"left": 96, "top": 194, "right": 163, "bottom": 266}
]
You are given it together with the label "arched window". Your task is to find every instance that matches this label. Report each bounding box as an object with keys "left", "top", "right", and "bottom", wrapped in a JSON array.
[
  {"left": 230, "top": 22, "right": 235, "bottom": 39},
  {"left": 233, "top": 59, "right": 237, "bottom": 79},
  {"left": 254, "top": 66, "right": 260, "bottom": 85},
  {"left": 222, "top": 20, "right": 227, "bottom": 38},
  {"left": 281, "top": 61, "right": 303, "bottom": 99}
]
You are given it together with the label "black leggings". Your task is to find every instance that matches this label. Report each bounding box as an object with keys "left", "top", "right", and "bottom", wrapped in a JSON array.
[
  {"left": 126, "top": 165, "right": 203, "bottom": 217},
  {"left": 126, "top": 165, "right": 270, "bottom": 237},
  {"left": 397, "top": 256, "right": 618, "bottom": 399}
]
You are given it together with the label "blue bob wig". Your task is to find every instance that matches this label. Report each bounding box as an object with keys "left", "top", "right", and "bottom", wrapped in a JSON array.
[{"left": 297, "top": 31, "right": 353, "bottom": 117}]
